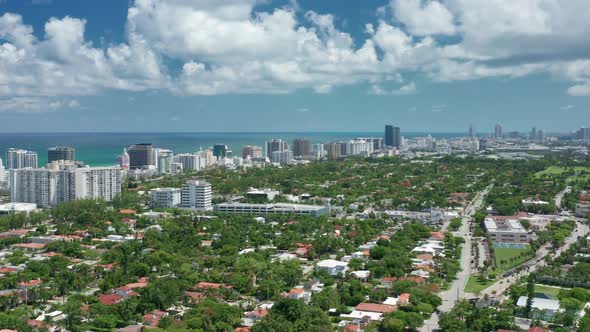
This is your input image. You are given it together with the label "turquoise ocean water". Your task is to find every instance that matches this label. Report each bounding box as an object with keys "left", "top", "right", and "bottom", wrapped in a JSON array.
[{"left": 0, "top": 132, "right": 463, "bottom": 167}]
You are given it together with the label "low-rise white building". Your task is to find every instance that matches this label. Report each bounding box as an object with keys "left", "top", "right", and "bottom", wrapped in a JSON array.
[
  {"left": 316, "top": 259, "right": 348, "bottom": 276},
  {"left": 150, "top": 188, "right": 181, "bottom": 208},
  {"left": 484, "top": 217, "right": 529, "bottom": 243},
  {"left": 0, "top": 202, "right": 37, "bottom": 215}
]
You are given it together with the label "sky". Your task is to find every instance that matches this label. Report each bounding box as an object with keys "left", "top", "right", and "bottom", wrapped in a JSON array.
[{"left": 0, "top": 0, "right": 589, "bottom": 133}]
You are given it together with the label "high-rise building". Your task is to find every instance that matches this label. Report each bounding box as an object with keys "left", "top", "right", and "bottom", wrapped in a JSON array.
[
  {"left": 174, "top": 153, "right": 202, "bottom": 172},
  {"left": 128, "top": 144, "right": 154, "bottom": 169},
  {"left": 265, "top": 139, "right": 288, "bottom": 158},
  {"left": 384, "top": 125, "right": 401, "bottom": 148},
  {"left": 198, "top": 149, "right": 216, "bottom": 167},
  {"left": 345, "top": 139, "right": 374, "bottom": 156},
  {"left": 48, "top": 146, "right": 75, "bottom": 163},
  {"left": 213, "top": 144, "right": 228, "bottom": 160},
  {"left": 371, "top": 137, "right": 384, "bottom": 151},
  {"left": 311, "top": 144, "right": 326, "bottom": 160},
  {"left": 74, "top": 166, "right": 122, "bottom": 201},
  {"left": 530, "top": 127, "right": 537, "bottom": 140},
  {"left": 494, "top": 123, "right": 503, "bottom": 139},
  {"left": 242, "top": 145, "right": 263, "bottom": 159},
  {"left": 117, "top": 148, "right": 130, "bottom": 170},
  {"left": 6, "top": 149, "right": 38, "bottom": 169},
  {"left": 271, "top": 150, "right": 293, "bottom": 165},
  {"left": 0, "top": 157, "right": 5, "bottom": 185},
  {"left": 537, "top": 129, "right": 545, "bottom": 142},
  {"left": 577, "top": 127, "right": 590, "bottom": 141},
  {"left": 157, "top": 149, "right": 174, "bottom": 174},
  {"left": 181, "top": 180, "right": 212, "bottom": 210},
  {"left": 150, "top": 188, "right": 181, "bottom": 208},
  {"left": 468, "top": 124, "right": 475, "bottom": 138},
  {"left": 325, "top": 142, "right": 342, "bottom": 160},
  {"left": 9, "top": 162, "right": 121, "bottom": 207},
  {"left": 479, "top": 138, "right": 489, "bottom": 150},
  {"left": 292, "top": 138, "right": 311, "bottom": 158}
]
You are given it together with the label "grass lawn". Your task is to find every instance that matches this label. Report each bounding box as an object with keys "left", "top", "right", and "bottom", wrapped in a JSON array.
[
  {"left": 535, "top": 166, "right": 590, "bottom": 181},
  {"left": 534, "top": 284, "right": 569, "bottom": 300},
  {"left": 465, "top": 276, "right": 495, "bottom": 293},
  {"left": 535, "top": 166, "right": 566, "bottom": 177},
  {"left": 493, "top": 245, "right": 532, "bottom": 274}
]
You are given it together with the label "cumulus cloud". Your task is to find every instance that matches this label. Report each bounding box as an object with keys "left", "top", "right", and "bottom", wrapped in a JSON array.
[
  {"left": 390, "top": 0, "right": 456, "bottom": 36},
  {"left": 1, "top": 0, "right": 590, "bottom": 113}
]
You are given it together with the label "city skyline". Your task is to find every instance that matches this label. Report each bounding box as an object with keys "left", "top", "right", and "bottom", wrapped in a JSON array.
[{"left": 0, "top": 0, "right": 589, "bottom": 132}]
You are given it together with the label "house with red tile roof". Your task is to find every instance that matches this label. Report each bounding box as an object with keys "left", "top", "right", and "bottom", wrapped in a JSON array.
[
  {"left": 284, "top": 287, "right": 311, "bottom": 302},
  {"left": 143, "top": 310, "right": 167, "bottom": 327},
  {"left": 184, "top": 291, "right": 205, "bottom": 304},
  {"left": 14, "top": 243, "right": 47, "bottom": 250},
  {"left": 18, "top": 279, "right": 42, "bottom": 288},
  {"left": 380, "top": 276, "right": 426, "bottom": 287},
  {"left": 429, "top": 231, "right": 445, "bottom": 241},
  {"left": 242, "top": 309, "right": 269, "bottom": 327},
  {"left": 99, "top": 294, "right": 124, "bottom": 305},
  {"left": 28, "top": 320, "right": 49, "bottom": 329},
  {"left": 354, "top": 303, "right": 397, "bottom": 314},
  {"left": 119, "top": 209, "right": 137, "bottom": 215},
  {"left": 398, "top": 293, "right": 411, "bottom": 305},
  {"left": 0, "top": 267, "right": 18, "bottom": 274}
]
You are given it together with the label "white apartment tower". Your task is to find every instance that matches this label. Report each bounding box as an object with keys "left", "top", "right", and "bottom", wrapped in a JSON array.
[
  {"left": 0, "top": 157, "right": 5, "bottom": 184},
  {"left": 9, "top": 162, "right": 121, "bottom": 207},
  {"left": 74, "top": 167, "right": 122, "bottom": 201},
  {"left": 7, "top": 149, "right": 38, "bottom": 169},
  {"left": 174, "top": 153, "right": 202, "bottom": 172},
  {"left": 181, "top": 180, "right": 212, "bottom": 210}
]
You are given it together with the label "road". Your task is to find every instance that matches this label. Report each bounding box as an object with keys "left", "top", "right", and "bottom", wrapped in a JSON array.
[
  {"left": 420, "top": 185, "right": 492, "bottom": 332},
  {"left": 555, "top": 186, "right": 571, "bottom": 209},
  {"left": 478, "top": 219, "right": 589, "bottom": 297}
]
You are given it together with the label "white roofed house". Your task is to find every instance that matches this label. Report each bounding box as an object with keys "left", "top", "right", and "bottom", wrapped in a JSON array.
[
  {"left": 316, "top": 259, "right": 349, "bottom": 277},
  {"left": 516, "top": 296, "right": 563, "bottom": 320}
]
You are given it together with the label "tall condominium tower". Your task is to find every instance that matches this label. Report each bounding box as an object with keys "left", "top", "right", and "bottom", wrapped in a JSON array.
[
  {"left": 242, "top": 145, "right": 263, "bottom": 159},
  {"left": 292, "top": 138, "right": 311, "bottom": 158},
  {"left": 9, "top": 161, "right": 121, "bottom": 207},
  {"left": 384, "top": 125, "right": 401, "bottom": 148},
  {"left": 117, "top": 148, "right": 130, "bottom": 170},
  {"left": 265, "top": 139, "right": 288, "bottom": 158},
  {"left": 128, "top": 143, "right": 155, "bottom": 169},
  {"left": 48, "top": 146, "right": 75, "bottom": 163},
  {"left": 494, "top": 123, "right": 503, "bottom": 139},
  {"left": 212, "top": 144, "right": 228, "bottom": 159},
  {"left": 0, "top": 157, "right": 5, "bottom": 184},
  {"left": 6, "top": 149, "right": 38, "bottom": 169},
  {"left": 468, "top": 124, "right": 475, "bottom": 138}
]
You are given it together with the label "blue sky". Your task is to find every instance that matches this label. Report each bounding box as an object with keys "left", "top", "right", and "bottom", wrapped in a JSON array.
[{"left": 0, "top": 0, "right": 589, "bottom": 133}]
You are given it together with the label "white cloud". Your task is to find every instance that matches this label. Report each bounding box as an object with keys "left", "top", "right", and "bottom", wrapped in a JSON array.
[
  {"left": 560, "top": 104, "right": 575, "bottom": 110},
  {"left": 1, "top": 0, "right": 590, "bottom": 113},
  {"left": 391, "top": 0, "right": 456, "bottom": 36}
]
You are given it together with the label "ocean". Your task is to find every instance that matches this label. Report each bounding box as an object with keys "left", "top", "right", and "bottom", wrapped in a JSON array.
[{"left": 0, "top": 132, "right": 463, "bottom": 167}]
